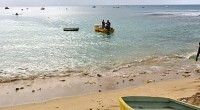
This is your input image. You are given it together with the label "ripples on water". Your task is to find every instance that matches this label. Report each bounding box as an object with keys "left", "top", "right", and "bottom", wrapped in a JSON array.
[{"left": 0, "top": 5, "right": 200, "bottom": 80}]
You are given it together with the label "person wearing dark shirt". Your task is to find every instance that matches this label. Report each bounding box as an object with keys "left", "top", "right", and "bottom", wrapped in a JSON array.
[
  {"left": 106, "top": 20, "right": 111, "bottom": 30},
  {"left": 102, "top": 20, "right": 105, "bottom": 29},
  {"left": 196, "top": 42, "right": 200, "bottom": 61}
]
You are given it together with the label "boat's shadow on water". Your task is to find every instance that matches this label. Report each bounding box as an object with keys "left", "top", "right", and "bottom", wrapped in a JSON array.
[{"left": 95, "top": 32, "right": 114, "bottom": 39}]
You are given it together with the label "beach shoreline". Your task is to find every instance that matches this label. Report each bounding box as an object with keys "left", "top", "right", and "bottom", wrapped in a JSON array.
[
  {"left": 0, "top": 57, "right": 200, "bottom": 109},
  {"left": 0, "top": 54, "right": 199, "bottom": 109}
]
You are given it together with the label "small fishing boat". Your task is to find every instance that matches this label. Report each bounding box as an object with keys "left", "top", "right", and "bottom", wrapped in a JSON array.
[
  {"left": 119, "top": 96, "right": 200, "bottom": 110},
  {"left": 94, "top": 24, "right": 114, "bottom": 33},
  {"left": 63, "top": 28, "right": 79, "bottom": 31}
]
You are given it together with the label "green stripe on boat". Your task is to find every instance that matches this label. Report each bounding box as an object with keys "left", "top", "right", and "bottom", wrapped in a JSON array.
[{"left": 119, "top": 96, "right": 200, "bottom": 110}]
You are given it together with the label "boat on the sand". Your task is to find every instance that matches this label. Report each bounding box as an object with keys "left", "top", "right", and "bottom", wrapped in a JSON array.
[{"left": 119, "top": 96, "right": 200, "bottom": 110}]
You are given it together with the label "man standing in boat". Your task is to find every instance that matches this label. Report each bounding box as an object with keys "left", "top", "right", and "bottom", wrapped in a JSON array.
[
  {"left": 106, "top": 20, "right": 111, "bottom": 30},
  {"left": 102, "top": 20, "right": 105, "bottom": 29}
]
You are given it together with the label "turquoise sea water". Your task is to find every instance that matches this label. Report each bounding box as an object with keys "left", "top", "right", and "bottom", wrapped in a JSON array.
[{"left": 0, "top": 5, "right": 200, "bottom": 79}]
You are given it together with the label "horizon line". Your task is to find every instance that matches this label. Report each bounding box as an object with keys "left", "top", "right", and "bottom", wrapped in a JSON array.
[{"left": 1, "top": 4, "right": 200, "bottom": 7}]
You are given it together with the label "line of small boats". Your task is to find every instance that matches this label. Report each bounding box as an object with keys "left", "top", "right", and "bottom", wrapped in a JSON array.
[
  {"left": 4, "top": 6, "right": 115, "bottom": 33},
  {"left": 63, "top": 24, "right": 115, "bottom": 33}
]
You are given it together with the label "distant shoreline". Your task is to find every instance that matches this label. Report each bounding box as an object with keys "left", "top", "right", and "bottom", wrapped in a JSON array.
[{"left": 2, "top": 4, "right": 200, "bottom": 7}]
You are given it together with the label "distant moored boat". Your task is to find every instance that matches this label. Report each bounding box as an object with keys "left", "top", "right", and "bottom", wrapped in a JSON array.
[
  {"left": 63, "top": 28, "right": 79, "bottom": 31},
  {"left": 5, "top": 7, "right": 9, "bottom": 9},
  {"left": 41, "top": 7, "right": 45, "bottom": 10}
]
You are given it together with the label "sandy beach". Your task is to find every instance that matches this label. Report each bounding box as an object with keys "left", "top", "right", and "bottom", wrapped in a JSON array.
[
  {"left": 0, "top": 58, "right": 200, "bottom": 110},
  {"left": 0, "top": 56, "right": 200, "bottom": 110},
  {"left": 0, "top": 77, "right": 199, "bottom": 110},
  {"left": 0, "top": 57, "right": 200, "bottom": 110}
]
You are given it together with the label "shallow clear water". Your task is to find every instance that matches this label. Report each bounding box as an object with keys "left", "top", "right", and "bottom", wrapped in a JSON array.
[{"left": 0, "top": 5, "right": 200, "bottom": 78}]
